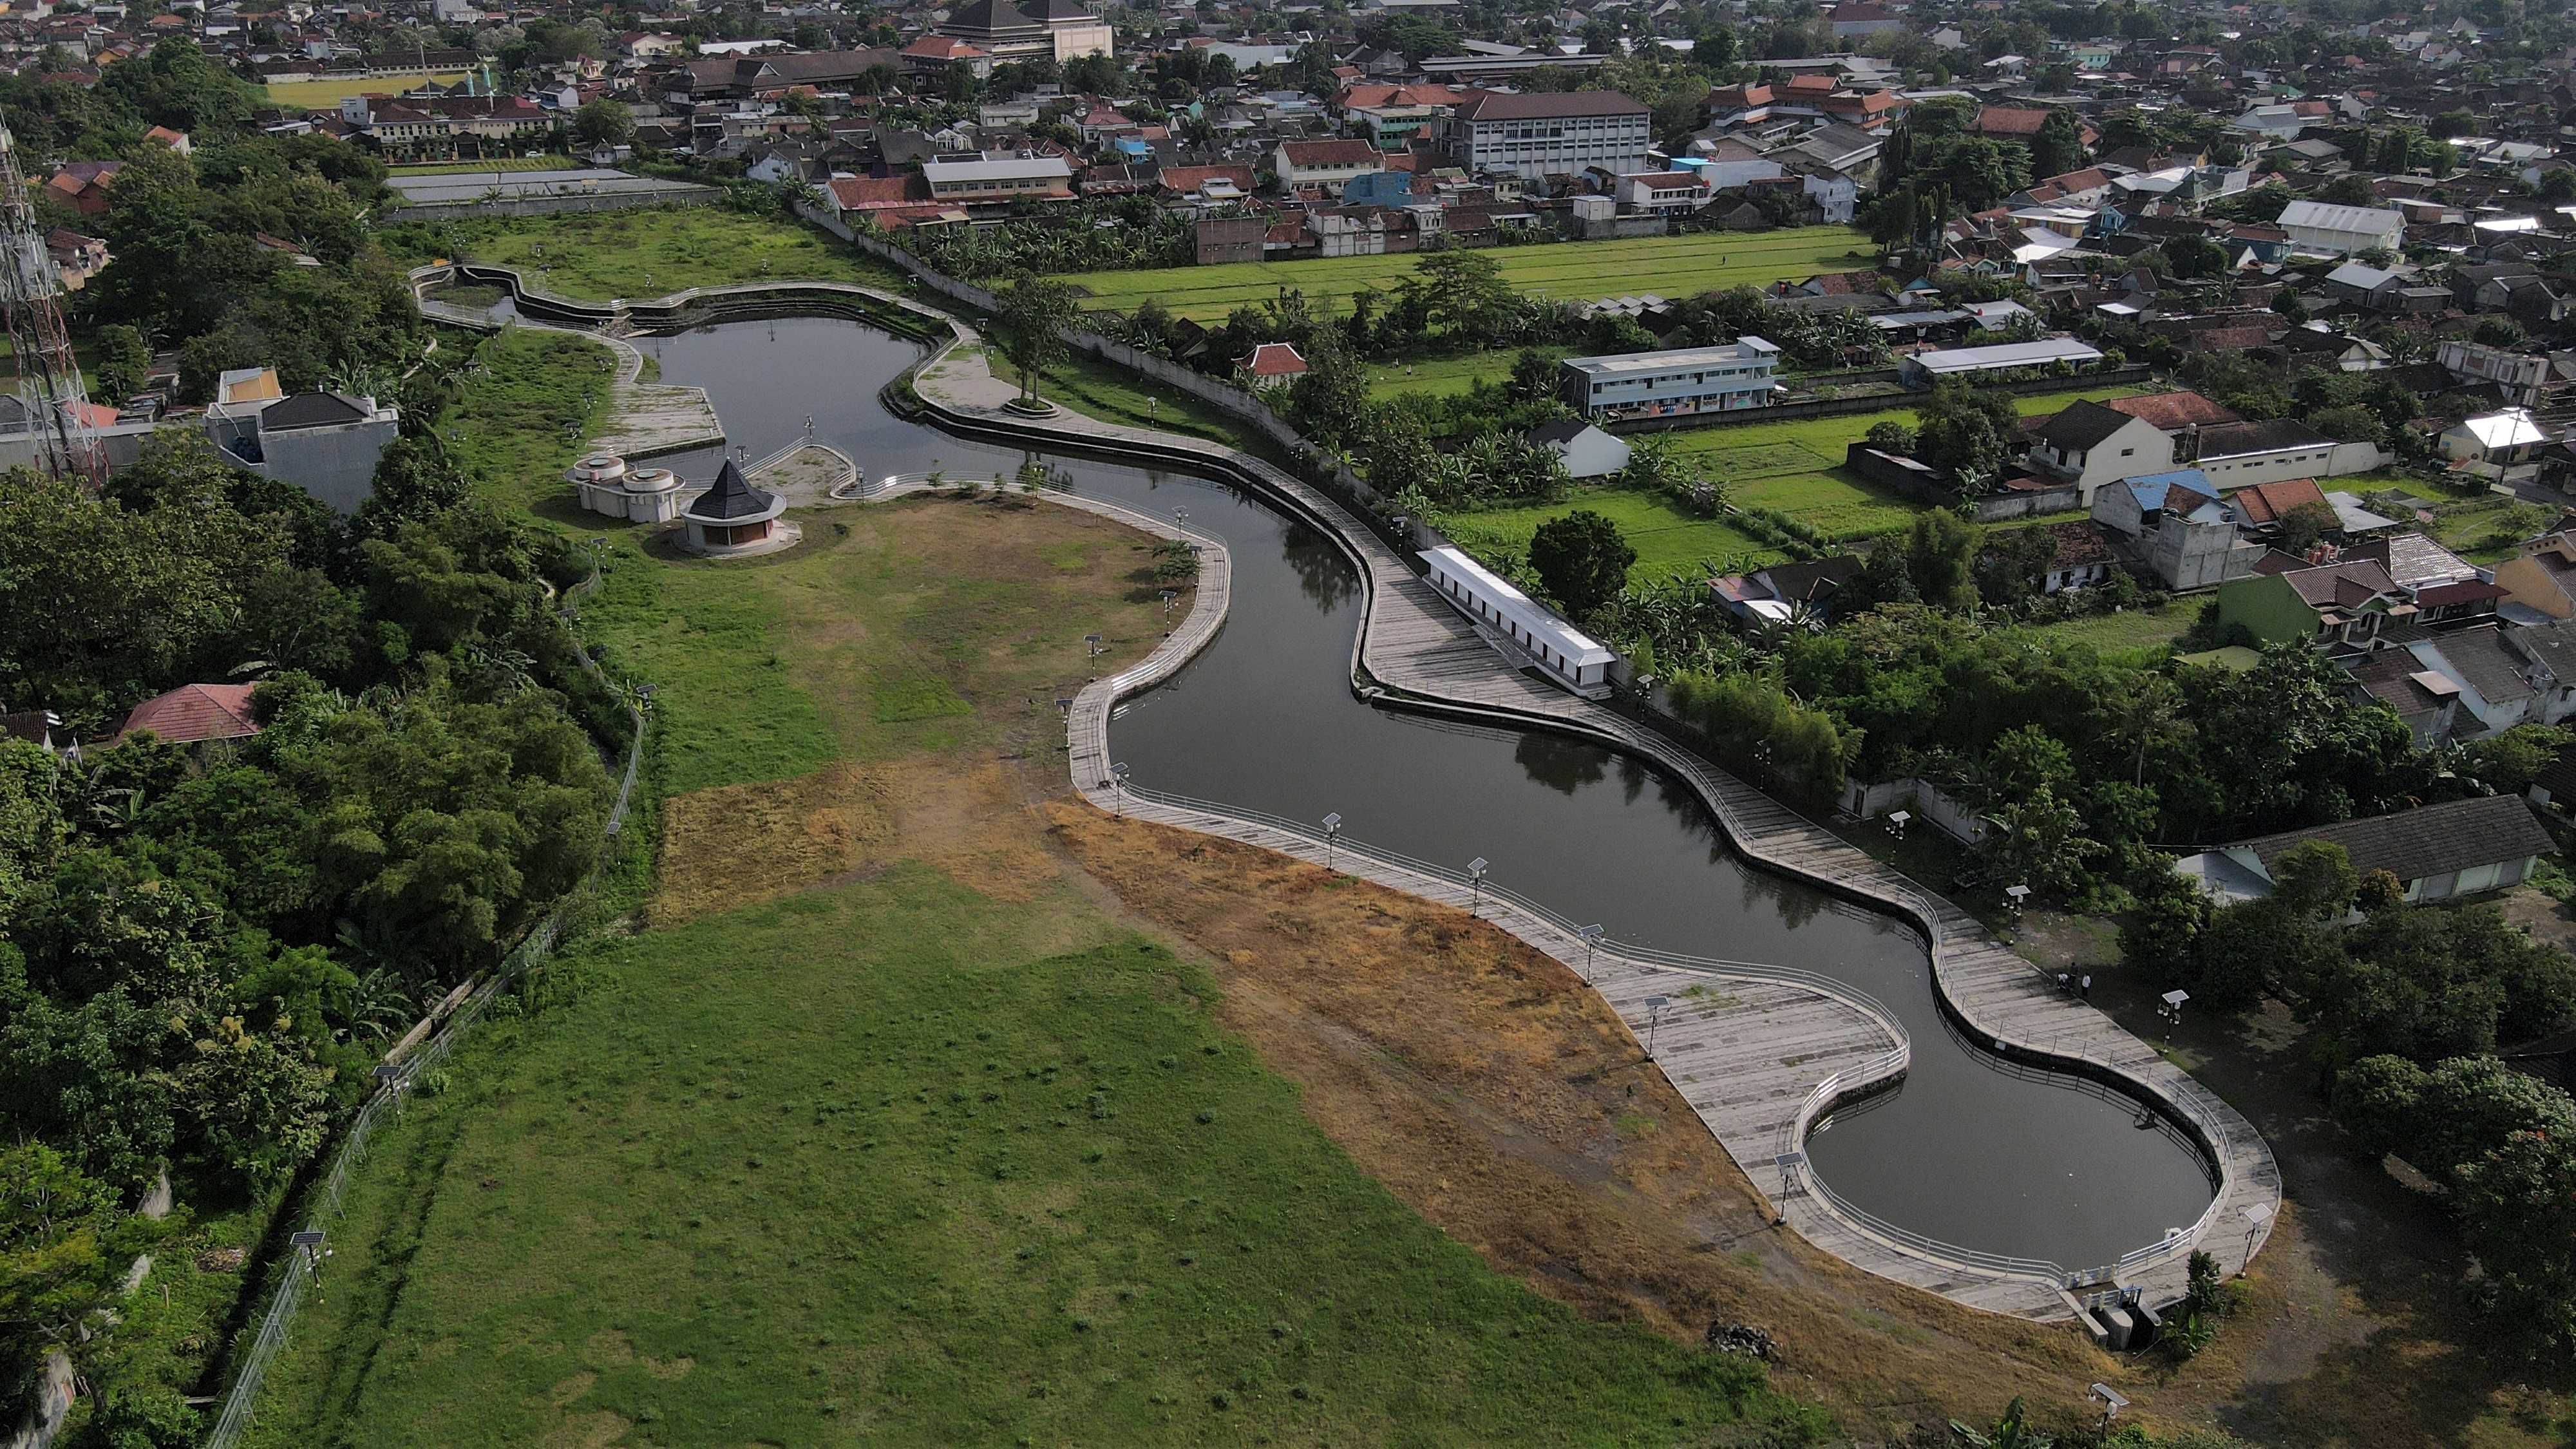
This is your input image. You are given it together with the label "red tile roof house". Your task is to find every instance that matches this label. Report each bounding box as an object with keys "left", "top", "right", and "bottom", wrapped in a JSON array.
[
  {"left": 113, "top": 684, "right": 262, "bottom": 748},
  {"left": 1236, "top": 342, "right": 1309, "bottom": 388},
  {"left": 44, "top": 162, "right": 122, "bottom": 217},
  {"left": 1271, "top": 138, "right": 1383, "bottom": 196}
]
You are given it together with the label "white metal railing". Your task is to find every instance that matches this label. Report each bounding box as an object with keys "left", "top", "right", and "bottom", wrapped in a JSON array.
[{"left": 1101, "top": 777, "right": 1912, "bottom": 1060}]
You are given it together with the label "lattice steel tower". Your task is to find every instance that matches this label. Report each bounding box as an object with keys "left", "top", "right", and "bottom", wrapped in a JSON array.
[{"left": 0, "top": 125, "right": 105, "bottom": 488}]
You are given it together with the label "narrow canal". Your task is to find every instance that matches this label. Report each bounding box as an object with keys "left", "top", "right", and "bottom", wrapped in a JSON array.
[{"left": 631, "top": 316, "right": 2216, "bottom": 1273}]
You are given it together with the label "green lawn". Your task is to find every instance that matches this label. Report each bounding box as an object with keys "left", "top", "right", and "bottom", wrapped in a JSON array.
[
  {"left": 1067, "top": 229, "right": 1875, "bottom": 321},
  {"left": 238, "top": 878, "right": 1815, "bottom": 1447},
  {"left": 1440, "top": 488, "right": 1774, "bottom": 585},
  {"left": 1434, "top": 384, "right": 2162, "bottom": 582},
  {"left": 387, "top": 155, "right": 580, "bottom": 176},
  {"left": 382, "top": 208, "right": 912, "bottom": 299},
  {"left": 2017, "top": 599, "right": 2197, "bottom": 656},
  {"left": 1363, "top": 347, "right": 1566, "bottom": 401}
]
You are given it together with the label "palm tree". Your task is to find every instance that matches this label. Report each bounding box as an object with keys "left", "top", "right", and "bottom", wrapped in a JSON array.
[{"left": 2107, "top": 673, "right": 2189, "bottom": 787}]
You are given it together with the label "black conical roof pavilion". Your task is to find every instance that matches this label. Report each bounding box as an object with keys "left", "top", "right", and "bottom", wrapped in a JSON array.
[{"left": 690, "top": 459, "right": 775, "bottom": 520}]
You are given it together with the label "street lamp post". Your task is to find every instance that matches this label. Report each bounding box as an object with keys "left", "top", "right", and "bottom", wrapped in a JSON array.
[
  {"left": 2159, "top": 987, "right": 2190, "bottom": 1044},
  {"left": 1110, "top": 761, "right": 1131, "bottom": 818},
  {"left": 1644, "top": 994, "right": 1670, "bottom": 1061},
  {"left": 1770, "top": 1150, "right": 1804, "bottom": 1226},
  {"left": 2242, "top": 1200, "right": 2273, "bottom": 1258},
  {"left": 290, "top": 1229, "right": 332, "bottom": 1300},
  {"left": 1321, "top": 812, "right": 1342, "bottom": 871},
  {"left": 1577, "top": 923, "right": 1604, "bottom": 985},
  {"left": 1466, "top": 857, "right": 1489, "bottom": 917}
]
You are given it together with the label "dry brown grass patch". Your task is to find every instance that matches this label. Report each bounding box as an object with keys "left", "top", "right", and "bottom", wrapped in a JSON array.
[
  {"left": 652, "top": 764, "right": 897, "bottom": 922},
  {"left": 1047, "top": 799, "right": 2141, "bottom": 1439}
]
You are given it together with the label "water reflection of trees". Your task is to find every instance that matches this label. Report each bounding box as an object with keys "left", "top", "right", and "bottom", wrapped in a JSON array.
[
  {"left": 1513, "top": 733, "right": 1608, "bottom": 795},
  {"left": 1280, "top": 524, "right": 1357, "bottom": 611}
]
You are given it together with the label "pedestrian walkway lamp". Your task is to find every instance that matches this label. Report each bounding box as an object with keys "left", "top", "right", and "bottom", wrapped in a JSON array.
[
  {"left": 1466, "top": 857, "right": 1489, "bottom": 916},
  {"left": 1321, "top": 812, "right": 1342, "bottom": 871},
  {"left": 1771, "top": 1150, "right": 1804, "bottom": 1225},
  {"left": 2242, "top": 1200, "right": 2273, "bottom": 1257},
  {"left": 1577, "top": 923, "right": 1604, "bottom": 985},
  {"left": 2159, "top": 988, "right": 2190, "bottom": 1044},
  {"left": 1645, "top": 994, "right": 1670, "bottom": 1061},
  {"left": 1110, "top": 761, "right": 1130, "bottom": 817},
  {"left": 291, "top": 1229, "right": 332, "bottom": 1298},
  {"left": 2089, "top": 1384, "right": 2128, "bottom": 1431},
  {"left": 1085, "top": 632, "right": 1104, "bottom": 659}
]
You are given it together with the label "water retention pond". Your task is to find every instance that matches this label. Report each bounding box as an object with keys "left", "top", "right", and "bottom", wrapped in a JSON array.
[{"left": 634, "top": 316, "right": 2217, "bottom": 1274}]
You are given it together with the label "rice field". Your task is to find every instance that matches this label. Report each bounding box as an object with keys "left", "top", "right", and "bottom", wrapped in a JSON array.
[
  {"left": 1065, "top": 229, "right": 1875, "bottom": 321},
  {"left": 263, "top": 74, "right": 475, "bottom": 107}
]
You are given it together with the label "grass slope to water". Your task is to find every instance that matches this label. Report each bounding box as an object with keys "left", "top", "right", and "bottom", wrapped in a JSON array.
[
  {"left": 444, "top": 328, "right": 618, "bottom": 514},
  {"left": 242, "top": 878, "right": 1809, "bottom": 1447},
  {"left": 1439, "top": 384, "right": 2154, "bottom": 582},
  {"left": 1066, "top": 229, "right": 1873, "bottom": 321},
  {"left": 386, "top": 207, "right": 911, "bottom": 299}
]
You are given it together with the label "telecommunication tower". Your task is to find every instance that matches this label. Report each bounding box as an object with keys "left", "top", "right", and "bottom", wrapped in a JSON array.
[{"left": 0, "top": 125, "right": 106, "bottom": 489}]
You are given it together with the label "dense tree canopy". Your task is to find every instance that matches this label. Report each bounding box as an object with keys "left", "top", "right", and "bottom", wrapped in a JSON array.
[{"left": 0, "top": 432, "right": 621, "bottom": 1409}]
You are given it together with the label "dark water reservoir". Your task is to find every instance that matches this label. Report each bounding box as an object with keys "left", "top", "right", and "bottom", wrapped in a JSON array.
[{"left": 630, "top": 317, "right": 2217, "bottom": 1271}]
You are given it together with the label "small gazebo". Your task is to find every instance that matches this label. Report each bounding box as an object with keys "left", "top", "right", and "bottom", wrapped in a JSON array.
[{"left": 679, "top": 459, "right": 799, "bottom": 558}]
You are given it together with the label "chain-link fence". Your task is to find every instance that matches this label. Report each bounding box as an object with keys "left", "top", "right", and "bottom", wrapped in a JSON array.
[{"left": 204, "top": 558, "right": 645, "bottom": 1448}]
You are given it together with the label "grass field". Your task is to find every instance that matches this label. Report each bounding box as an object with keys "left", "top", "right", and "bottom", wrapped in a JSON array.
[
  {"left": 383, "top": 207, "right": 912, "bottom": 300},
  {"left": 1065, "top": 229, "right": 1875, "bottom": 321},
  {"left": 2423, "top": 492, "right": 2553, "bottom": 564},
  {"left": 2019, "top": 598, "right": 2197, "bottom": 656},
  {"left": 442, "top": 329, "right": 617, "bottom": 513},
  {"left": 1364, "top": 346, "right": 1566, "bottom": 401},
  {"left": 388, "top": 155, "right": 578, "bottom": 176},
  {"left": 263, "top": 74, "right": 473, "bottom": 107},
  {"left": 1435, "top": 384, "right": 2157, "bottom": 582}
]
